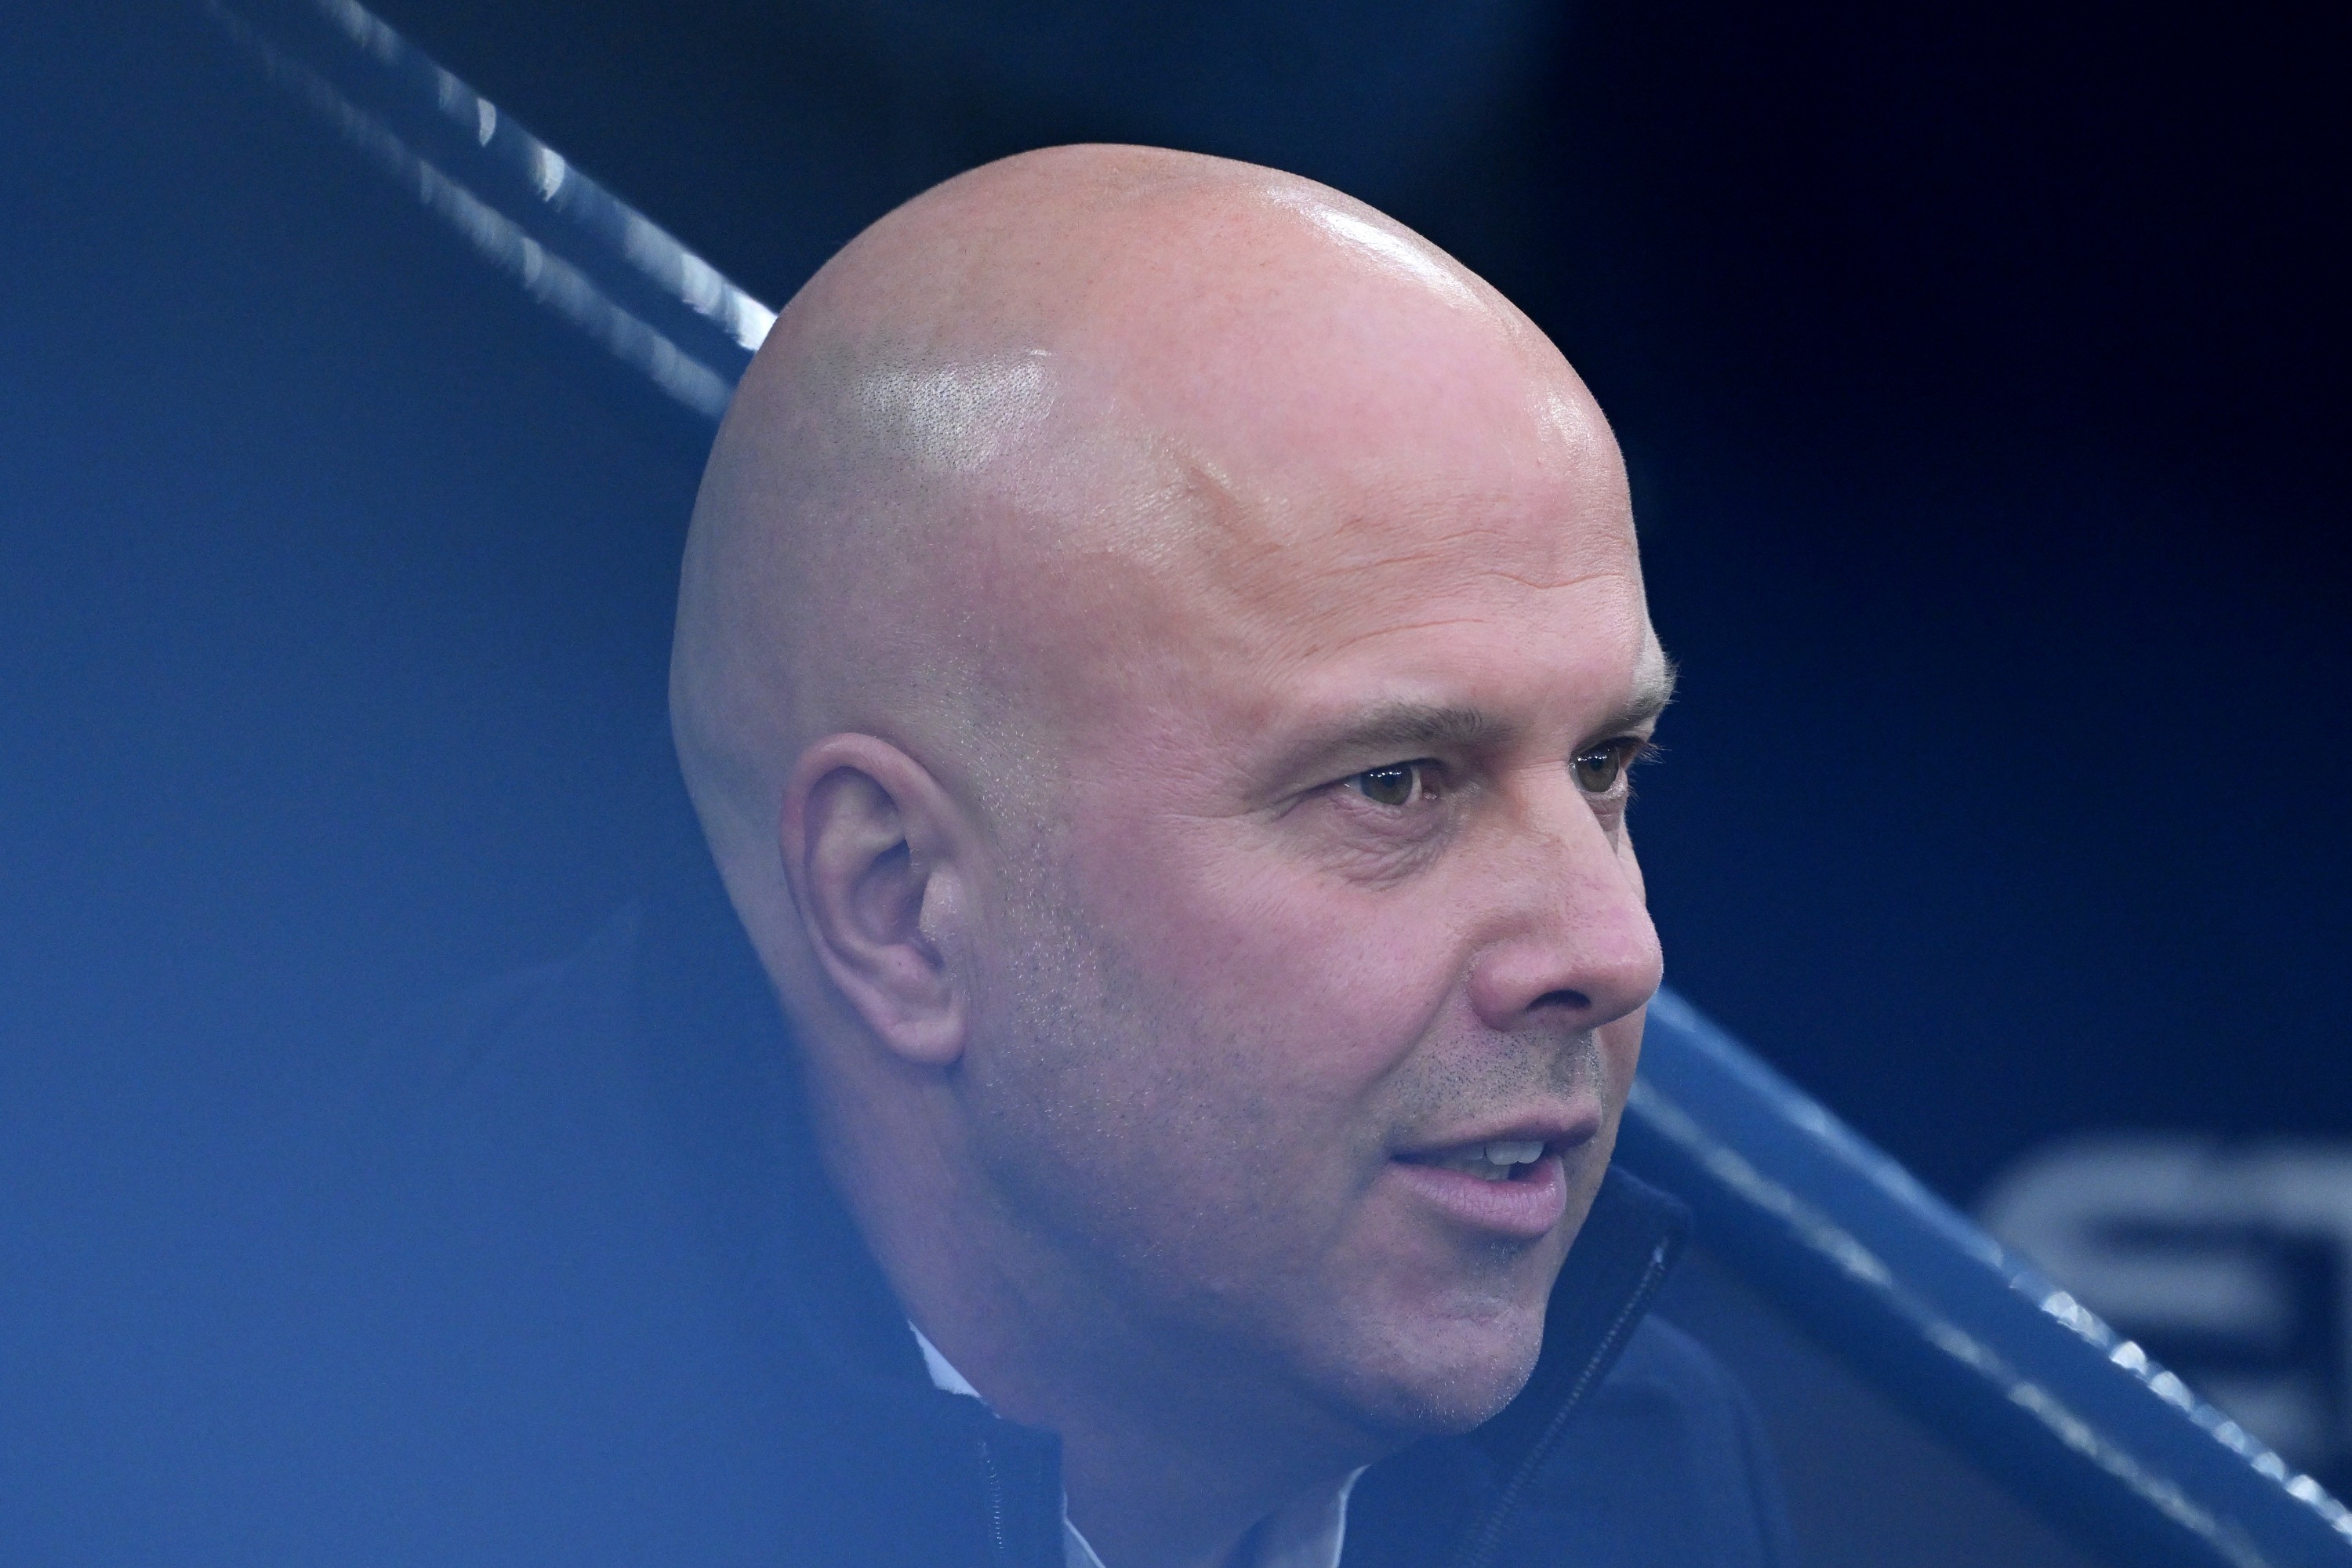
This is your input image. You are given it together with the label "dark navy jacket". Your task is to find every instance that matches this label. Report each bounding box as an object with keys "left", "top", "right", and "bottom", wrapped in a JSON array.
[{"left": 9, "top": 800, "right": 1795, "bottom": 1567}]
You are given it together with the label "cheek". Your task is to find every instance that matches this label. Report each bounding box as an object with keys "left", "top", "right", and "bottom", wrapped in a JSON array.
[
  {"left": 967, "top": 838, "right": 1452, "bottom": 1305},
  {"left": 1077, "top": 826, "right": 1462, "bottom": 1097}
]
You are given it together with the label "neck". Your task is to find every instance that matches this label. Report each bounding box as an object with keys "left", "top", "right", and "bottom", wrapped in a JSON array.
[{"left": 1050, "top": 1372, "right": 1358, "bottom": 1568}]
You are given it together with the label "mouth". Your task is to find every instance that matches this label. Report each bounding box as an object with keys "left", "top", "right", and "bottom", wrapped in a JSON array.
[
  {"left": 1387, "top": 1116, "right": 1599, "bottom": 1240},
  {"left": 1402, "top": 1138, "right": 1556, "bottom": 1183}
]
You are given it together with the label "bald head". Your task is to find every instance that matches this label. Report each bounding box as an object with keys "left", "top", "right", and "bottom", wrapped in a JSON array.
[
  {"left": 671, "top": 147, "right": 1664, "bottom": 1557},
  {"left": 672, "top": 145, "right": 1632, "bottom": 981}
]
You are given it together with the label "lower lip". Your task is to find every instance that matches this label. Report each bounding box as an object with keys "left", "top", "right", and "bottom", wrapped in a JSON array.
[{"left": 1388, "top": 1152, "right": 1570, "bottom": 1240}]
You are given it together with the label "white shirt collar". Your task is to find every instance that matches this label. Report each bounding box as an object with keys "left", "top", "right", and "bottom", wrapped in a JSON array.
[{"left": 912, "top": 1325, "right": 1359, "bottom": 1568}]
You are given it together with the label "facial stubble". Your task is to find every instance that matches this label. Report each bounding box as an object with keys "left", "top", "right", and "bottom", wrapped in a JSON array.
[{"left": 957, "top": 835, "right": 1604, "bottom": 1444}]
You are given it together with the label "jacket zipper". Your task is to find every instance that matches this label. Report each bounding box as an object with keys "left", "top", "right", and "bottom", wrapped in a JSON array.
[
  {"left": 978, "top": 1433, "right": 1011, "bottom": 1563},
  {"left": 1439, "top": 1238, "right": 1676, "bottom": 1568}
]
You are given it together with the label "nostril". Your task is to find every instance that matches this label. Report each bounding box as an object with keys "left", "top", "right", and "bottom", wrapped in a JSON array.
[{"left": 1531, "top": 988, "right": 1590, "bottom": 1013}]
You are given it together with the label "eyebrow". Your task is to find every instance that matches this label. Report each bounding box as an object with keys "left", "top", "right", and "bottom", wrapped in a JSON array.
[
  {"left": 1619, "top": 653, "right": 1680, "bottom": 733},
  {"left": 1268, "top": 657, "right": 1679, "bottom": 786},
  {"left": 1291, "top": 702, "right": 1508, "bottom": 766}
]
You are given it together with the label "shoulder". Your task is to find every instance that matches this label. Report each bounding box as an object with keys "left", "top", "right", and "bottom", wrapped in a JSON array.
[
  {"left": 1515, "top": 1316, "right": 1798, "bottom": 1568},
  {"left": 285, "top": 906, "right": 838, "bottom": 1563}
]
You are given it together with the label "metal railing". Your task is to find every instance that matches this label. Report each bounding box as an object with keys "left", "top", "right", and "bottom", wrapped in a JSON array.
[
  {"left": 205, "top": 0, "right": 771, "bottom": 421},
  {"left": 1626, "top": 989, "right": 2351, "bottom": 1567}
]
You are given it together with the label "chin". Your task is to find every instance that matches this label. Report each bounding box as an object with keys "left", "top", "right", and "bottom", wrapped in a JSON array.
[{"left": 1326, "top": 1295, "right": 1552, "bottom": 1442}]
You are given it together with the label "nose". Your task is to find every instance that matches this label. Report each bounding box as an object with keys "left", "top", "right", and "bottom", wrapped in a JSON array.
[{"left": 1464, "top": 774, "right": 1664, "bottom": 1034}]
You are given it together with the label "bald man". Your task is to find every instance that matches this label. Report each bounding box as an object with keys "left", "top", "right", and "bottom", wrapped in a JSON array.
[{"left": 306, "top": 146, "right": 1789, "bottom": 1568}]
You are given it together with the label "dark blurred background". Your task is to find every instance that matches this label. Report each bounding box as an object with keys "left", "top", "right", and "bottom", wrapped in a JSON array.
[{"left": 3, "top": 0, "right": 2346, "bottom": 1555}]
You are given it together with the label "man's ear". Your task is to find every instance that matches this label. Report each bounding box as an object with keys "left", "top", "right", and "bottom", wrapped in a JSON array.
[{"left": 780, "top": 734, "right": 973, "bottom": 1067}]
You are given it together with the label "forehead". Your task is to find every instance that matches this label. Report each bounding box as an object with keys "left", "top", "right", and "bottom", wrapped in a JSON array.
[
  {"left": 1029, "top": 395, "right": 1649, "bottom": 782},
  {"left": 1134, "top": 304, "right": 1632, "bottom": 662},
  {"left": 1171, "top": 497, "right": 1649, "bottom": 760}
]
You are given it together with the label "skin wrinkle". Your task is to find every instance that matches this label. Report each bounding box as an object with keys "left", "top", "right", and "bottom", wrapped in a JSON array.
[
  {"left": 671, "top": 145, "right": 1666, "bottom": 1568},
  {"left": 1374, "top": 564, "right": 1624, "bottom": 593},
  {"left": 1308, "top": 610, "right": 1599, "bottom": 653},
  {"left": 1181, "top": 569, "right": 1645, "bottom": 670}
]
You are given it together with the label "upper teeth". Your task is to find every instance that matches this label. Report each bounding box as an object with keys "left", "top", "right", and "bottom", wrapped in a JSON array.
[{"left": 1424, "top": 1139, "right": 1547, "bottom": 1181}]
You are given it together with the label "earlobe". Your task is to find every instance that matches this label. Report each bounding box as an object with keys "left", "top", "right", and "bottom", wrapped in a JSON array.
[{"left": 782, "top": 736, "right": 971, "bottom": 1067}]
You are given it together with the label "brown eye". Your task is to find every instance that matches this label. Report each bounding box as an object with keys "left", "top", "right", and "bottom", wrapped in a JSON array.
[
  {"left": 1347, "top": 761, "right": 1432, "bottom": 807},
  {"left": 1572, "top": 743, "right": 1628, "bottom": 794}
]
